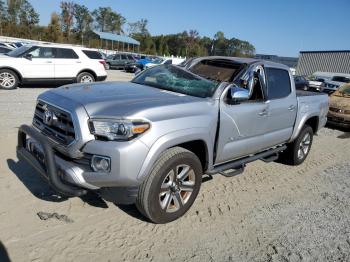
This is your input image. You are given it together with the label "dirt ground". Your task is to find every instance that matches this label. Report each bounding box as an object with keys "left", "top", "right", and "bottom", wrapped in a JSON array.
[{"left": 0, "top": 72, "right": 349, "bottom": 262}]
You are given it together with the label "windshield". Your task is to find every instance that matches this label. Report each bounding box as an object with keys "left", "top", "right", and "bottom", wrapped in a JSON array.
[
  {"left": 6, "top": 45, "right": 32, "bottom": 57},
  {"left": 334, "top": 84, "right": 350, "bottom": 97},
  {"left": 132, "top": 65, "right": 219, "bottom": 98}
]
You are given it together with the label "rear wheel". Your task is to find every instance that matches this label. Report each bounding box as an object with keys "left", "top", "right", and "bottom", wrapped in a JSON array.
[
  {"left": 77, "top": 72, "right": 95, "bottom": 83},
  {"left": 279, "top": 125, "right": 313, "bottom": 165},
  {"left": 105, "top": 63, "right": 111, "bottom": 70},
  {"left": 136, "top": 147, "right": 202, "bottom": 224},
  {"left": 0, "top": 69, "right": 19, "bottom": 90}
]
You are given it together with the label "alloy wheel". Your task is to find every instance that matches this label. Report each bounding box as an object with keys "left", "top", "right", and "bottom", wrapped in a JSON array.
[
  {"left": 298, "top": 132, "right": 311, "bottom": 160},
  {"left": 0, "top": 72, "right": 16, "bottom": 89}
]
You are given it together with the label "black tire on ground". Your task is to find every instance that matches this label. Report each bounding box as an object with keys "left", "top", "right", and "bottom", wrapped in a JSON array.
[
  {"left": 0, "top": 69, "right": 19, "bottom": 90},
  {"left": 77, "top": 72, "right": 95, "bottom": 83},
  {"left": 136, "top": 147, "right": 203, "bottom": 224},
  {"left": 279, "top": 125, "right": 314, "bottom": 166}
]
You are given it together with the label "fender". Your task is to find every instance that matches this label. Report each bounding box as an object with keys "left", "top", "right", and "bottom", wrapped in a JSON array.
[
  {"left": 0, "top": 66, "right": 23, "bottom": 82},
  {"left": 289, "top": 112, "right": 319, "bottom": 142},
  {"left": 137, "top": 127, "right": 213, "bottom": 182}
]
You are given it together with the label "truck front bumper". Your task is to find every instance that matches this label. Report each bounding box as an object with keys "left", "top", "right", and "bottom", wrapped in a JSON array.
[{"left": 16, "top": 125, "right": 150, "bottom": 200}]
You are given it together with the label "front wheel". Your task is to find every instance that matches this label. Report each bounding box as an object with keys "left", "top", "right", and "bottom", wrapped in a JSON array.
[
  {"left": 77, "top": 72, "right": 95, "bottom": 83},
  {"left": 0, "top": 69, "right": 19, "bottom": 90},
  {"left": 136, "top": 147, "right": 203, "bottom": 224}
]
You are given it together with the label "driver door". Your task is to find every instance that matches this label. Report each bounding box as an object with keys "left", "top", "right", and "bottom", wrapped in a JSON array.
[{"left": 215, "top": 64, "right": 270, "bottom": 164}]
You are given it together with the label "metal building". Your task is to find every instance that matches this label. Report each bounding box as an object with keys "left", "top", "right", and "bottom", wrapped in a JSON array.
[{"left": 296, "top": 50, "right": 350, "bottom": 76}]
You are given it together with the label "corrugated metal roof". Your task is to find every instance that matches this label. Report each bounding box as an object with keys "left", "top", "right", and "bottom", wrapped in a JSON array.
[{"left": 93, "top": 31, "right": 140, "bottom": 45}]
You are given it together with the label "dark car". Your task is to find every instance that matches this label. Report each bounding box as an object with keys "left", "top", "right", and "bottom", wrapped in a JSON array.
[
  {"left": 294, "top": 75, "right": 310, "bottom": 91},
  {"left": 0, "top": 46, "right": 13, "bottom": 54},
  {"left": 106, "top": 53, "right": 136, "bottom": 70}
]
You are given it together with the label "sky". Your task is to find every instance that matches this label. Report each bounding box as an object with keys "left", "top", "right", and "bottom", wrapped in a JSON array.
[{"left": 29, "top": 0, "right": 350, "bottom": 57}]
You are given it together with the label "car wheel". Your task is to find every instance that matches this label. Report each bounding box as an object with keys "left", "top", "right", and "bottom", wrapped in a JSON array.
[
  {"left": 0, "top": 69, "right": 19, "bottom": 90},
  {"left": 279, "top": 125, "right": 313, "bottom": 166},
  {"left": 77, "top": 72, "right": 95, "bottom": 83},
  {"left": 136, "top": 147, "right": 203, "bottom": 224},
  {"left": 105, "top": 63, "right": 111, "bottom": 70}
]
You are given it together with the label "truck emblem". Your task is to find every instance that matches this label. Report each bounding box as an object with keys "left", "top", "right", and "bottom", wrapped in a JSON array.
[{"left": 43, "top": 108, "right": 55, "bottom": 126}]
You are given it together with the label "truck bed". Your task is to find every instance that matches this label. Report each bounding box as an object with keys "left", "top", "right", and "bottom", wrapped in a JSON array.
[{"left": 296, "top": 90, "right": 326, "bottom": 97}]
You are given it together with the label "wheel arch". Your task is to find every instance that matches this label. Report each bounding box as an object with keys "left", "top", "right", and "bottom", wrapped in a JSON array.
[
  {"left": 77, "top": 69, "right": 97, "bottom": 81},
  {"left": 137, "top": 128, "right": 213, "bottom": 182},
  {"left": 0, "top": 67, "right": 23, "bottom": 82},
  {"left": 290, "top": 114, "right": 319, "bottom": 142}
]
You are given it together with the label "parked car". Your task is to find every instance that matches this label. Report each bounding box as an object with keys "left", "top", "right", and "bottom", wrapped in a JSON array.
[
  {"left": 0, "top": 44, "right": 107, "bottom": 89},
  {"left": 105, "top": 53, "right": 136, "bottom": 70},
  {"left": 136, "top": 56, "right": 152, "bottom": 70},
  {"left": 16, "top": 57, "right": 328, "bottom": 223},
  {"left": 0, "top": 42, "right": 17, "bottom": 49},
  {"left": 307, "top": 75, "right": 326, "bottom": 92},
  {"left": 293, "top": 75, "right": 309, "bottom": 91},
  {"left": 0, "top": 46, "right": 13, "bottom": 54},
  {"left": 323, "top": 75, "right": 350, "bottom": 94},
  {"left": 327, "top": 83, "right": 350, "bottom": 128},
  {"left": 144, "top": 57, "right": 173, "bottom": 69}
]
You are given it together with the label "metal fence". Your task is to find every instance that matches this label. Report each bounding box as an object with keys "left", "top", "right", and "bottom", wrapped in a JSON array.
[{"left": 296, "top": 51, "right": 350, "bottom": 76}]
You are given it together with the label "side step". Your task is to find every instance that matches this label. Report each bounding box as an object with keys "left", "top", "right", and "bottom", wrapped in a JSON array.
[
  {"left": 207, "top": 145, "right": 287, "bottom": 177},
  {"left": 220, "top": 165, "right": 245, "bottom": 177}
]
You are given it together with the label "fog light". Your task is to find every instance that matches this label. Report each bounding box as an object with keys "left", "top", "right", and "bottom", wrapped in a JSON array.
[{"left": 91, "top": 155, "right": 111, "bottom": 172}]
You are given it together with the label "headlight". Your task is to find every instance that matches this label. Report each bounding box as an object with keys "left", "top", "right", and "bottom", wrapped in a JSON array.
[{"left": 89, "top": 119, "right": 150, "bottom": 141}]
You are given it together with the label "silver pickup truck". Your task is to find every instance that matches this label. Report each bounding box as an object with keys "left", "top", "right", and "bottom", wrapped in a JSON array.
[{"left": 17, "top": 57, "right": 329, "bottom": 223}]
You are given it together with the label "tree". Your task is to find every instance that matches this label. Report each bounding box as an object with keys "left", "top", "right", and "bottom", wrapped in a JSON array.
[
  {"left": 0, "top": 0, "right": 7, "bottom": 35},
  {"left": 73, "top": 3, "right": 93, "bottom": 43},
  {"left": 60, "top": 1, "right": 75, "bottom": 39},
  {"left": 46, "top": 12, "right": 63, "bottom": 43},
  {"left": 92, "top": 7, "right": 125, "bottom": 34}
]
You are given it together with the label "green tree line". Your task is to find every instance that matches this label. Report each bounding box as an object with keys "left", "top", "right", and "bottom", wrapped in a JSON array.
[{"left": 0, "top": 0, "right": 255, "bottom": 57}]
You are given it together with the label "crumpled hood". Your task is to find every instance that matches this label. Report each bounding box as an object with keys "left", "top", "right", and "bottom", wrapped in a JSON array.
[{"left": 39, "top": 81, "right": 205, "bottom": 120}]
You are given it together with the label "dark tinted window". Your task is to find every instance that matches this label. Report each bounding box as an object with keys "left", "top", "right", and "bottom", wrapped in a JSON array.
[
  {"left": 0, "top": 47, "right": 10, "bottom": 53},
  {"left": 55, "top": 48, "right": 79, "bottom": 59},
  {"left": 332, "top": 76, "right": 350, "bottom": 83},
  {"left": 113, "top": 54, "right": 120, "bottom": 60},
  {"left": 266, "top": 68, "right": 291, "bottom": 99},
  {"left": 82, "top": 50, "right": 102, "bottom": 59},
  {"left": 127, "top": 55, "right": 134, "bottom": 60},
  {"left": 121, "top": 54, "right": 127, "bottom": 60}
]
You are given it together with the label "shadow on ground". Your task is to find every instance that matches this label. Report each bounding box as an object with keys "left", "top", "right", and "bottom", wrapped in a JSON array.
[
  {"left": 0, "top": 241, "right": 11, "bottom": 262},
  {"left": 7, "top": 158, "right": 108, "bottom": 209},
  {"left": 326, "top": 123, "right": 350, "bottom": 139}
]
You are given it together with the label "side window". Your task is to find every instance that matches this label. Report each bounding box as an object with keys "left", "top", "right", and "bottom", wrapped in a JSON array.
[
  {"left": 55, "top": 48, "right": 79, "bottom": 59},
  {"left": 28, "top": 47, "right": 54, "bottom": 58},
  {"left": 114, "top": 54, "right": 120, "bottom": 60},
  {"left": 127, "top": 55, "right": 134, "bottom": 60},
  {"left": 121, "top": 54, "right": 127, "bottom": 60},
  {"left": 265, "top": 68, "right": 291, "bottom": 100}
]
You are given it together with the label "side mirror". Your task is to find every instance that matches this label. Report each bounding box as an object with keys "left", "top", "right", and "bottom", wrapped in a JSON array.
[
  {"left": 24, "top": 53, "right": 33, "bottom": 60},
  {"left": 229, "top": 85, "right": 249, "bottom": 103}
]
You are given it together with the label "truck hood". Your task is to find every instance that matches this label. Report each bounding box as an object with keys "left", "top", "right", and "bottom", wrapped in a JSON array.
[{"left": 39, "top": 81, "right": 206, "bottom": 120}]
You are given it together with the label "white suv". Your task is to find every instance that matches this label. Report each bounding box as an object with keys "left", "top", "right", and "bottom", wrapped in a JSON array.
[{"left": 0, "top": 44, "right": 107, "bottom": 90}]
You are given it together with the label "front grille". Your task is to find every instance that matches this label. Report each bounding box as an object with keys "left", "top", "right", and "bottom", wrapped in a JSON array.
[{"left": 33, "top": 101, "right": 76, "bottom": 146}]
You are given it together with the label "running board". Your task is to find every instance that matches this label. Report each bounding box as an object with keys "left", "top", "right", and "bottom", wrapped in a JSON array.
[
  {"left": 220, "top": 165, "right": 245, "bottom": 177},
  {"left": 207, "top": 145, "right": 287, "bottom": 176}
]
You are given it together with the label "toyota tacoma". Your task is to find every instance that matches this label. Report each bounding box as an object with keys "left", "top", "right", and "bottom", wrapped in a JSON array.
[{"left": 17, "top": 57, "right": 329, "bottom": 223}]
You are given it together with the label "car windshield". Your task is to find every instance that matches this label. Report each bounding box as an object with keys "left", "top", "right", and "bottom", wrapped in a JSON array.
[
  {"left": 132, "top": 65, "right": 219, "bottom": 98},
  {"left": 336, "top": 84, "right": 350, "bottom": 97},
  {"left": 6, "top": 45, "right": 32, "bottom": 57}
]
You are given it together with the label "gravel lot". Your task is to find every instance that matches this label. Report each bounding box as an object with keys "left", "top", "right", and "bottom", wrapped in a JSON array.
[{"left": 0, "top": 71, "right": 349, "bottom": 262}]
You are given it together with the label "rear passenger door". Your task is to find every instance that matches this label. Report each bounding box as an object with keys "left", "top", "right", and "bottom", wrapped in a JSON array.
[
  {"left": 264, "top": 67, "right": 297, "bottom": 146},
  {"left": 53, "top": 48, "right": 80, "bottom": 79}
]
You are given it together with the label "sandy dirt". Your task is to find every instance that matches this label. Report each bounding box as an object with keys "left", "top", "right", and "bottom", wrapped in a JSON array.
[{"left": 0, "top": 71, "right": 350, "bottom": 261}]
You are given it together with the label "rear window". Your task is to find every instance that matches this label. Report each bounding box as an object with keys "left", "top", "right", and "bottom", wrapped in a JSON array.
[
  {"left": 265, "top": 68, "right": 291, "bottom": 99},
  {"left": 55, "top": 48, "right": 79, "bottom": 59},
  {"left": 82, "top": 50, "right": 103, "bottom": 59}
]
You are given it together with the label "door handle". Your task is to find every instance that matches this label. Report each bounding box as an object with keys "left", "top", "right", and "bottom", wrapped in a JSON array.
[
  {"left": 288, "top": 105, "right": 296, "bottom": 111},
  {"left": 46, "top": 61, "right": 52, "bottom": 63},
  {"left": 259, "top": 109, "right": 268, "bottom": 116},
  {"left": 76, "top": 61, "right": 82, "bottom": 63}
]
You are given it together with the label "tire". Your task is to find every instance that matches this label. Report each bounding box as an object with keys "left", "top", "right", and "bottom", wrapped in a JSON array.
[
  {"left": 136, "top": 147, "right": 203, "bottom": 224},
  {"left": 77, "top": 72, "right": 95, "bottom": 83},
  {"left": 279, "top": 125, "right": 313, "bottom": 166},
  {"left": 0, "top": 69, "right": 19, "bottom": 90},
  {"left": 105, "top": 63, "right": 111, "bottom": 70}
]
